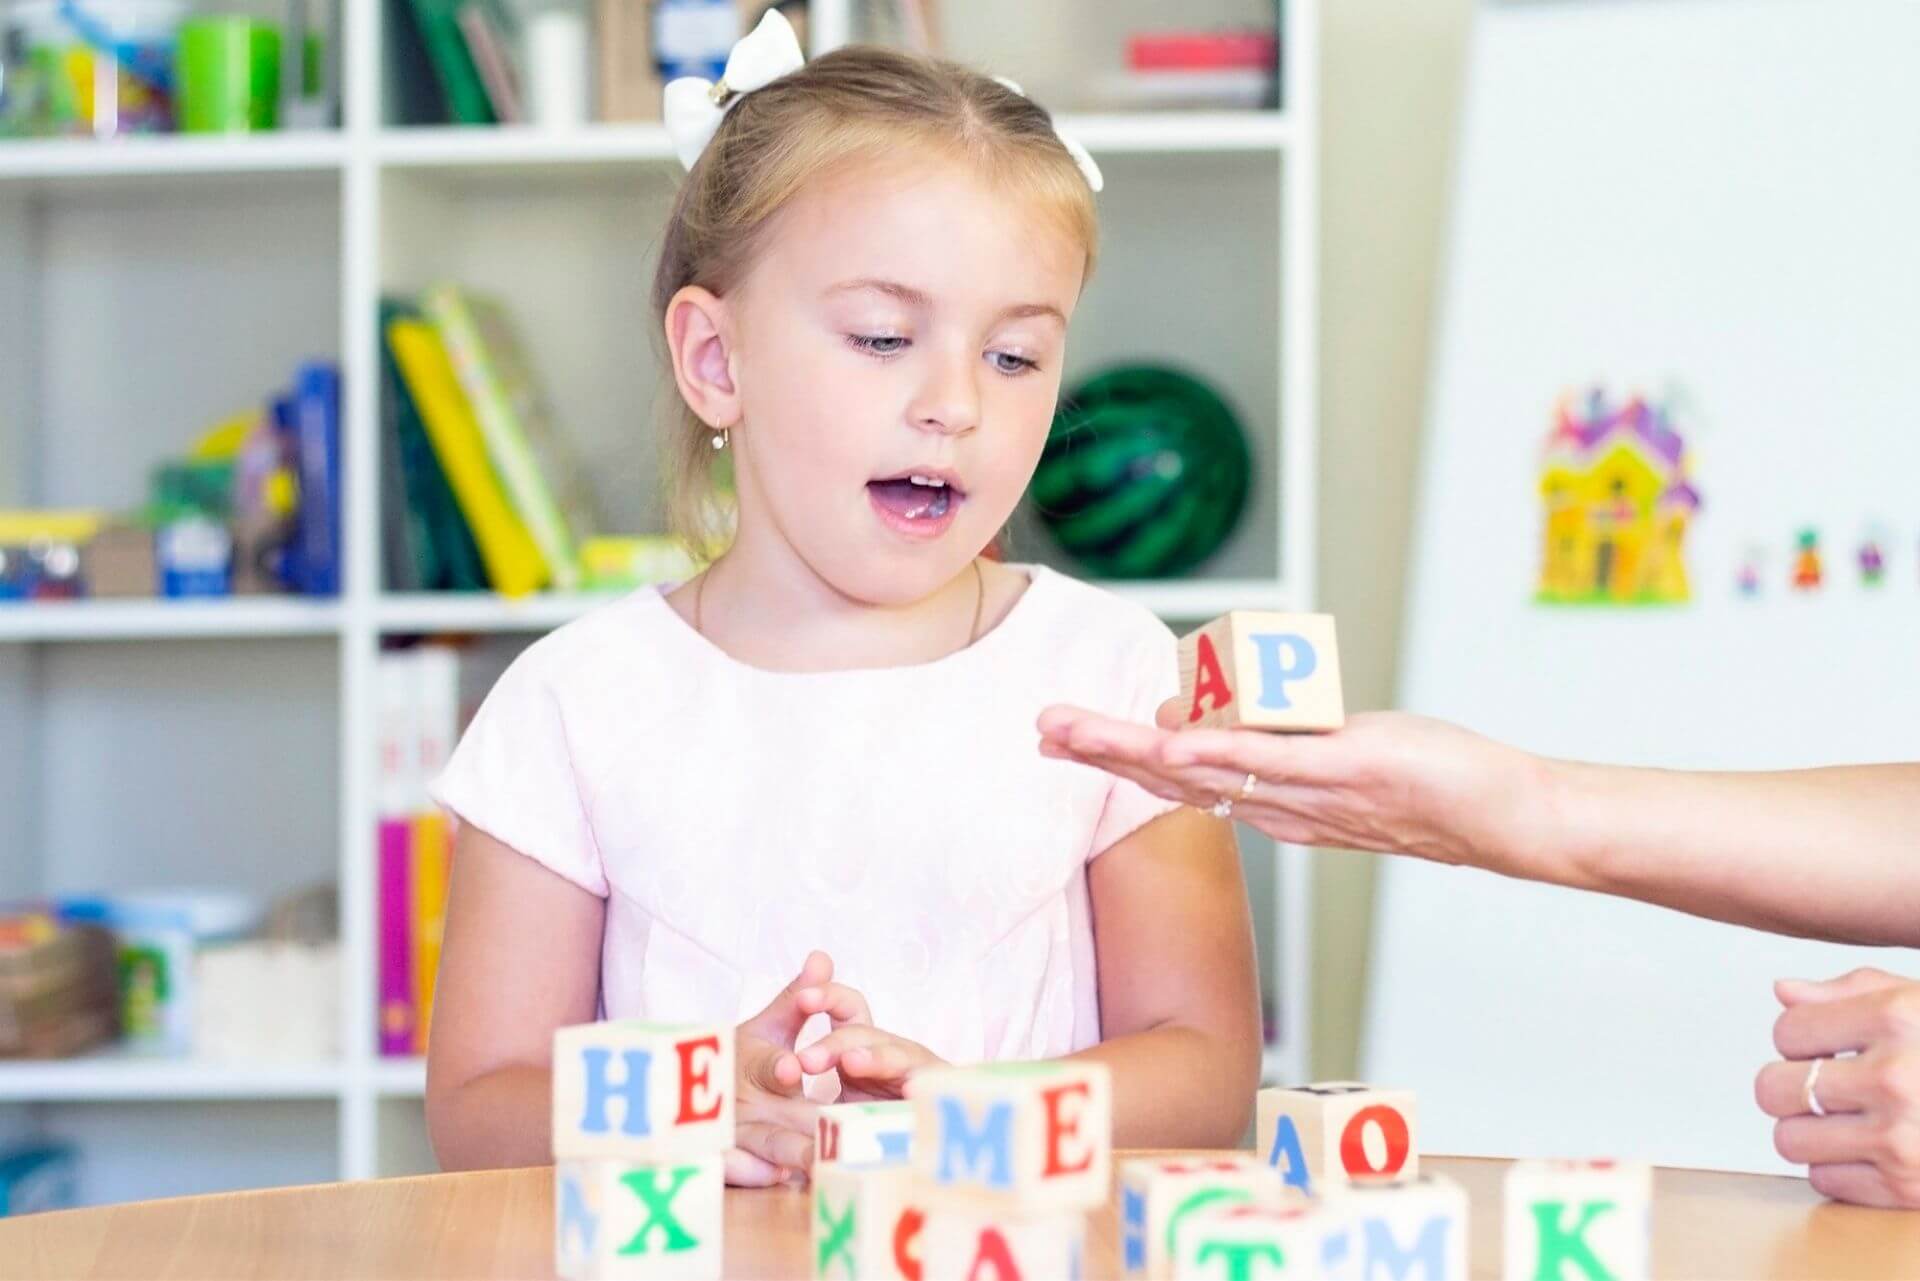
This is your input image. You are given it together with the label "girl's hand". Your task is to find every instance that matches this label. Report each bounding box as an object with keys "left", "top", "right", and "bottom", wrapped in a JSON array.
[
  {"left": 798, "top": 1025, "right": 948, "bottom": 1101},
  {"left": 1755, "top": 968, "right": 1920, "bottom": 1208},
  {"left": 1036, "top": 704, "right": 1551, "bottom": 881},
  {"left": 729, "top": 949, "right": 872, "bottom": 1186}
]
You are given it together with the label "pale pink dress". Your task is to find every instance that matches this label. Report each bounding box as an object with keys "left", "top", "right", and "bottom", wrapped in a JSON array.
[{"left": 430, "top": 564, "right": 1180, "bottom": 1066}]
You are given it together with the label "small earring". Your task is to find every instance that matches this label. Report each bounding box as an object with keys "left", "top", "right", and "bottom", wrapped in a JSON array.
[{"left": 711, "top": 428, "right": 729, "bottom": 451}]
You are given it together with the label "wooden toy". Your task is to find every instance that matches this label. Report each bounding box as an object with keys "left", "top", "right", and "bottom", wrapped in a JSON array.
[
  {"left": 1177, "top": 612, "right": 1345, "bottom": 732},
  {"left": 555, "top": 1153, "right": 724, "bottom": 1279},
  {"left": 920, "top": 1204, "right": 1086, "bottom": 1281},
  {"left": 1322, "top": 1174, "right": 1468, "bottom": 1281},
  {"left": 1120, "top": 1154, "right": 1292, "bottom": 1279},
  {"left": 552, "top": 1021, "right": 733, "bottom": 1160},
  {"left": 1171, "top": 1200, "right": 1344, "bottom": 1281},
  {"left": 812, "top": 1163, "right": 923, "bottom": 1280},
  {"left": 816, "top": 1099, "right": 915, "bottom": 1169},
  {"left": 910, "top": 1061, "right": 1111, "bottom": 1214},
  {"left": 1256, "top": 1083, "right": 1418, "bottom": 1195},
  {"left": 1503, "top": 1160, "right": 1650, "bottom": 1281}
]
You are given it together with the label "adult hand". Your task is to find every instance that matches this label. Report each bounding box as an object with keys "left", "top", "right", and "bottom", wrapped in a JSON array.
[
  {"left": 1037, "top": 704, "right": 1552, "bottom": 879},
  {"left": 1755, "top": 967, "right": 1920, "bottom": 1208},
  {"left": 730, "top": 949, "right": 871, "bottom": 1186}
]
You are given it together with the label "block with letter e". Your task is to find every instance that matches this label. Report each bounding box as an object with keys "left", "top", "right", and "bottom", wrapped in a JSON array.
[
  {"left": 552, "top": 1021, "right": 733, "bottom": 1160},
  {"left": 909, "top": 1060, "right": 1111, "bottom": 1214},
  {"left": 1256, "top": 1083, "right": 1418, "bottom": 1196},
  {"left": 1502, "top": 1160, "right": 1650, "bottom": 1281},
  {"left": 555, "top": 1154, "right": 723, "bottom": 1280},
  {"left": 1178, "top": 612, "right": 1344, "bottom": 732}
]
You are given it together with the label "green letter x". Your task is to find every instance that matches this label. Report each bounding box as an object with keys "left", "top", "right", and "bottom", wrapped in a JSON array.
[
  {"left": 816, "top": 1196, "right": 857, "bottom": 1276},
  {"left": 617, "top": 1166, "right": 700, "bottom": 1255}
]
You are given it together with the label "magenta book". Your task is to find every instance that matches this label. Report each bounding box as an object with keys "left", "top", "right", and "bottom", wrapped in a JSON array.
[{"left": 378, "top": 820, "right": 416, "bottom": 1056}]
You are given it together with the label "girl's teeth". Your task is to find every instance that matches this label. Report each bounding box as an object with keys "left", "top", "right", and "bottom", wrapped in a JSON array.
[{"left": 909, "top": 474, "right": 947, "bottom": 488}]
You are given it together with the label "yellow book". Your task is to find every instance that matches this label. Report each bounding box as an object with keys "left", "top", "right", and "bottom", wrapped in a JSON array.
[
  {"left": 409, "top": 811, "right": 451, "bottom": 1056},
  {"left": 386, "top": 319, "right": 549, "bottom": 597}
]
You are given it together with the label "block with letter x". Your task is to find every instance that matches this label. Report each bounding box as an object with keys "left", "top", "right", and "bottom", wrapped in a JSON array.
[
  {"left": 1178, "top": 612, "right": 1345, "bottom": 732},
  {"left": 552, "top": 1020, "right": 733, "bottom": 1161},
  {"left": 1256, "top": 1082, "right": 1419, "bottom": 1196},
  {"left": 811, "top": 1163, "right": 923, "bottom": 1280},
  {"left": 909, "top": 1060, "right": 1112, "bottom": 1214},
  {"left": 555, "top": 1154, "right": 723, "bottom": 1280}
]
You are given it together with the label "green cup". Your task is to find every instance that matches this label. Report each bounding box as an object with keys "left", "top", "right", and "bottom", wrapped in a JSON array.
[{"left": 176, "top": 16, "right": 281, "bottom": 132}]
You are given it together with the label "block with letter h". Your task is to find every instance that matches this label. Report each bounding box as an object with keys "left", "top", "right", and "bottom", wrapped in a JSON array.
[
  {"left": 1120, "top": 1154, "right": 1292, "bottom": 1279},
  {"left": 1256, "top": 1083, "right": 1418, "bottom": 1197},
  {"left": 1502, "top": 1160, "right": 1651, "bottom": 1281},
  {"left": 887, "top": 1060, "right": 1109, "bottom": 1281},
  {"left": 1178, "top": 612, "right": 1345, "bottom": 732},
  {"left": 552, "top": 1020, "right": 733, "bottom": 1279}
]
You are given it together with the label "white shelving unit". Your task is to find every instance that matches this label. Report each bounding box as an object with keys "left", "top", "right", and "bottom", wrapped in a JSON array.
[{"left": 0, "top": 0, "right": 1317, "bottom": 1202}]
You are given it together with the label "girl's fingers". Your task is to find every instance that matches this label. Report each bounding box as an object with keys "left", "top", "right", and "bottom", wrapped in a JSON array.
[
  {"left": 723, "top": 1146, "right": 790, "bottom": 1188},
  {"left": 841, "top": 1042, "right": 915, "bottom": 1082},
  {"left": 735, "top": 1121, "right": 815, "bottom": 1175},
  {"left": 1754, "top": 1055, "right": 1874, "bottom": 1119},
  {"left": 1773, "top": 1115, "right": 1884, "bottom": 1165},
  {"left": 797, "top": 1026, "right": 892, "bottom": 1076},
  {"left": 795, "top": 982, "right": 874, "bottom": 1028},
  {"left": 738, "top": 1087, "right": 821, "bottom": 1136}
]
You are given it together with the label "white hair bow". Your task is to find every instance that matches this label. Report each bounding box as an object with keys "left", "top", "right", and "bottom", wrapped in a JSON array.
[
  {"left": 663, "top": 9, "right": 807, "bottom": 171},
  {"left": 992, "top": 76, "right": 1104, "bottom": 194}
]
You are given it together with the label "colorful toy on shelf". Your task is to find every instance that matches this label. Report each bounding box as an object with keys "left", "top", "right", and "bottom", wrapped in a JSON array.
[
  {"left": 1791, "top": 528, "right": 1822, "bottom": 591},
  {"left": 1857, "top": 530, "right": 1886, "bottom": 587},
  {"left": 1031, "top": 364, "right": 1251, "bottom": 580},
  {"left": 1536, "top": 387, "right": 1701, "bottom": 607},
  {"left": 0, "top": 0, "right": 182, "bottom": 138}
]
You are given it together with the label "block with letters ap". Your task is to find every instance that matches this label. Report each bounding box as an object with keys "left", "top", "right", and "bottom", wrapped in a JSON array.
[
  {"left": 1178, "top": 612, "right": 1344, "bottom": 732},
  {"left": 1120, "top": 1154, "right": 1292, "bottom": 1279},
  {"left": 812, "top": 1163, "right": 923, "bottom": 1280},
  {"left": 816, "top": 1099, "right": 914, "bottom": 1169},
  {"left": 1171, "top": 1200, "right": 1345, "bottom": 1281},
  {"left": 921, "top": 1205, "right": 1086, "bottom": 1281},
  {"left": 1322, "top": 1174, "right": 1468, "bottom": 1281},
  {"left": 1256, "top": 1082, "right": 1418, "bottom": 1195},
  {"left": 1503, "top": 1160, "right": 1651, "bottom": 1281},
  {"left": 910, "top": 1060, "right": 1111, "bottom": 1213},
  {"left": 555, "top": 1153, "right": 723, "bottom": 1280},
  {"left": 552, "top": 1021, "right": 733, "bottom": 1160}
]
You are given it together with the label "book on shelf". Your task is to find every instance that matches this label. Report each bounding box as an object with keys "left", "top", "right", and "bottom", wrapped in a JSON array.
[
  {"left": 398, "top": 0, "right": 499, "bottom": 124},
  {"left": 386, "top": 317, "right": 550, "bottom": 597},
  {"left": 456, "top": 0, "right": 523, "bottom": 125},
  {"left": 381, "top": 299, "right": 489, "bottom": 593}
]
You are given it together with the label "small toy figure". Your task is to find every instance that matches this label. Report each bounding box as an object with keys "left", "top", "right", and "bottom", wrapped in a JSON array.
[
  {"left": 1736, "top": 548, "right": 1763, "bottom": 598},
  {"left": 1792, "top": 529, "right": 1823, "bottom": 591},
  {"left": 1859, "top": 536, "right": 1887, "bottom": 587}
]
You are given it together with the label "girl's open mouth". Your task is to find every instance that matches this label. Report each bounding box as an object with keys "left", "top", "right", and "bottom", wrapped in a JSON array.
[{"left": 868, "top": 473, "right": 965, "bottom": 538}]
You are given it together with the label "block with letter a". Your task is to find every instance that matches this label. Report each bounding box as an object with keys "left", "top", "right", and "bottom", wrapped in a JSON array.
[
  {"left": 920, "top": 1203, "right": 1087, "bottom": 1281},
  {"left": 552, "top": 1020, "right": 733, "bottom": 1161},
  {"left": 909, "top": 1060, "right": 1112, "bottom": 1213},
  {"left": 1256, "top": 1083, "right": 1418, "bottom": 1196},
  {"left": 1178, "top": 612, "right": 1345, "bottom": 732},
  {"left": 1502, "top": 1160, "right": 1651, "bottom": 1281}
]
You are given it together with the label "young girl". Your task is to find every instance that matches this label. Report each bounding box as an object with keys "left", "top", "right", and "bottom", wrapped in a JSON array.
[{"left": 424, "top": 12, "right": 1261, "bottom": 1187}]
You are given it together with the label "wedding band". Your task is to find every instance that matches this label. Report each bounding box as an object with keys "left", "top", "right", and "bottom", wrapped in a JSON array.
[
  {"left": 1805, "top": 1057, "right": 1829, "bottom": 1118},
  {"left": 1239, "top": 772, "right": 1259, "bottom": 800},
  {"left": 1210, "top": 796, "right": 1235, "bottom": 819}
]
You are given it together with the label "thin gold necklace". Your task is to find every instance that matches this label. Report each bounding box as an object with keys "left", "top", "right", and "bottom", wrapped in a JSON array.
[{"left": 694, "top": 559, "right": 987, "bottom": 651}]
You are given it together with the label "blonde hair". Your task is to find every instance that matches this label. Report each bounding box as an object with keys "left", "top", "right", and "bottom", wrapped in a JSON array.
[{"left": 651, "top": 43, "right": 1101, "bottom": 558}]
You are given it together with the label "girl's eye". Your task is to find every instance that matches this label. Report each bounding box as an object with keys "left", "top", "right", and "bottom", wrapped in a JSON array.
[
  {"left": 990, "top": 351, "right": 1039, "bottom": 375},
  {"left": 848, "top": 334, "right": 909, "bottom": 356}
]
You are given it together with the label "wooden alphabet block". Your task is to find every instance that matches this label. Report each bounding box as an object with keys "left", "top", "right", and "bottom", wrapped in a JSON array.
[
  {"left": 552, "top": 1021, "right": 733, "bottom": 1160},
  {"left": 1322, "top": 1174, "right": 1468, "bottom": 1281},
  {"left": 1171, "top": 1200, "right": 1343, "bottom": 1281},
  {"left": 812, "top": 1163, "right": 923, "bottom": 1280},
  {"left": 555, "top": 1154, "right": 723, "bottom": 1280},
  {"left": 920, "top": 1206, "right": 1086, "bottom": 1281},
  {"left": 1120, "top": 1154, "right": 1292, "bottom": 1279},
  {"left": 909, "top": 1061, "right": 1111, "bottom": 1213},
  {"left": 1502, "top": 1160, "right": 1651, "bottom": 1281},
  {"left": 816, "top": 1099, "right": 915, "bottom": 1168},
  {"left": 1177, "top": 612, "right": 1345, "bottom": 732},
  {"left": 1256, "top": 1083, "right": 1418, "bottom": 1195}
]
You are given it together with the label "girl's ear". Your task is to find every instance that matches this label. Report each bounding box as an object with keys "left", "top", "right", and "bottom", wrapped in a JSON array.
[{"left": 664, "top": 285, "right": 742, "bottom": 431}]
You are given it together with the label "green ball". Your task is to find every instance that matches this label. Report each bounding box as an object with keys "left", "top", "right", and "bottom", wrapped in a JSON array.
[{"left": 1030, "top": 365, "right": 1252, "bottom": 579}]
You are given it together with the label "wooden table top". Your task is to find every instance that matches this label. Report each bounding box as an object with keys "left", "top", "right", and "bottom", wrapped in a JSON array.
[{"left": 2, "top": 1154, "right": 1917, "bottom": 1279}]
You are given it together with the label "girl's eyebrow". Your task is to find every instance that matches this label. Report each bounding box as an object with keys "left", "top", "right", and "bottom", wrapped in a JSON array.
[{"left": 824, "top": 278, "right": 1066, "bottom": 326}]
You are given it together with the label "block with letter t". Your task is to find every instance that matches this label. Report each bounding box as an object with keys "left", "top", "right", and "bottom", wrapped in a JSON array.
[
  {"left": 909, "top": 1060, "right": 1112, "bottom": 1213},
  {"left": 555, "top": 1153, "right": 723, "bottom": 1280},
  {"left": 1256, "top": 1082, "right": 1418, "bottom": 1196},
  {"left": 551, "top": 1020, "right": 733, "bottom": 1160},
  {"left": 1178, "top": 612, "right": 1345, "bottom": 732},
  {"left": 1120, "top": 1154, "right": 1291, "bottom": 1279},
  {"left": 1171, "top": 1200, "right": 1346, "bottom": 1281},
  {"left": 1502, "top": 1160, "right": 1651, "bottom": 1281}
]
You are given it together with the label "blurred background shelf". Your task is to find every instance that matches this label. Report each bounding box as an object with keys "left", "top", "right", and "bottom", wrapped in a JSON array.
[
  {"left": 0, "top": 1052, "right": 345, "bottom": 1102},
  {"left": 0, "top": 599, "right": 346, "bottom": 644},
  {"left": 0, "top": 134, "right": 349, "bottom": 183}
]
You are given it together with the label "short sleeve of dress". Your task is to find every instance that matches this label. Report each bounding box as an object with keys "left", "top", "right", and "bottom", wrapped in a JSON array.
[
  {"left": 1086, "top": 621, "right": 1185, "bottom": 860},
  {"left": 428, "top": 643, "right": 608, "bottom": 898}
]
